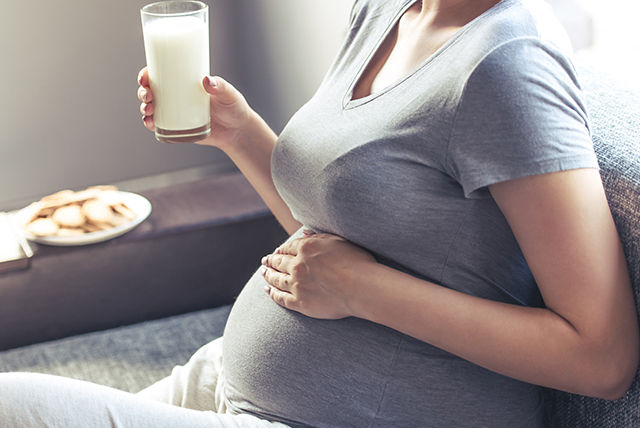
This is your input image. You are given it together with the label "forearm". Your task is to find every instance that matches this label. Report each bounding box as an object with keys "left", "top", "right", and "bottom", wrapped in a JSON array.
[
  {"left": 350, "top": 262, "right": 631, "bottom": 399},
  {"left": 222, "top": 111, "right": 302, "bottom": 235}
]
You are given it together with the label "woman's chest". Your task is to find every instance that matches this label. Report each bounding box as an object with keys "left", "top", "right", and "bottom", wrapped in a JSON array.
[{"left": 270, "top": 83, "right": 465, "bottom": 263}]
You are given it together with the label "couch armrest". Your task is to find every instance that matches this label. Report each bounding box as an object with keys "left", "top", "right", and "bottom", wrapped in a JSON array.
[{"left": 0, "top": 172, "right": 287, "bottom": 351}]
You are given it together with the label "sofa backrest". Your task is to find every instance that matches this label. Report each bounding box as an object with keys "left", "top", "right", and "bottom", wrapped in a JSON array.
[{"left": 546, "top": 66, "right": 640, "bottom": 427}]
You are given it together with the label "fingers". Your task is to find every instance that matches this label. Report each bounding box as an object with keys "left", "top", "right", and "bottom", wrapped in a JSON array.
[
  {"left": 274, "top": 238, "right": 304, "bottom": 256},
  {"left": 265, "top": 284, "right": 296, "bottom": 310},
  {"left": 137, "top": 67, "right": 154, "bottom": 131},
  {"left": 137, "top": 67, "right": 149, "bottom": 87},
  {"left": 261, "top": 253, "right": 294, "bottom": 274},
  {"left": 274, "top": 235, "right": 319, "bottom": 255},
  {"left": 140, "top": 101, "right": 154, "bottom": 116},
  {"left": 140, "top": 94, "right": 154, "bottom": 130},
  {"left": 143, "top": 115, "right": 155, "bottom": 131},
  {"left": 262, "top": 265, "right": 298, "bottom": 311},
  {"left": 137, "top": 68, "right": 152, "bottom": 113},
  {"left": 137, "top": 86, "right": 152, "bottom": 103},
  {"left": 261, "top": 266, "right": 292, "bottom": 292},
  {"left": 138, "top": 85, "right": 153, "bottom": 130}
]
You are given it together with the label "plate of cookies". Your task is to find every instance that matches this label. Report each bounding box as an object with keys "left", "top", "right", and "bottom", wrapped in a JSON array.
[{"left": 15, "top": 185, "right": 151, "bottom": 246}]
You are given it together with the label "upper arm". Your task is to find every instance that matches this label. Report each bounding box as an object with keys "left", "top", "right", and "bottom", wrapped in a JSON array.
[{"left": 489, "top": 168, "right": 638, "bottom": 358}]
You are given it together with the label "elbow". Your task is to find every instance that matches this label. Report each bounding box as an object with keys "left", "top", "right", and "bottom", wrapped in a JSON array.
[
  {"left": 595, "top": 375, "right": 635, "bottom": 401},
  {"left": 596, "top": 362, "right": 638, "bottom": 401},
  {"left": 589, "top": 345, "right": 639, "bottom": 401}
]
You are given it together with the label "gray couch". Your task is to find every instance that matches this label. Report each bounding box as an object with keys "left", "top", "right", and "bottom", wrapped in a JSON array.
[{"left": 0, "top": 66, "right": 639, "bottom": 427}]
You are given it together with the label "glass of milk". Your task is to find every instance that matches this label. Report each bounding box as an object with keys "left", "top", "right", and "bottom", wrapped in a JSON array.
[{"left": 141, "top": 1, "right": 210, "bottom": 143}]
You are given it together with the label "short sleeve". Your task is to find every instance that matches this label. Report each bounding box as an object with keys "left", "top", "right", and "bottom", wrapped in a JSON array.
[{"left": 445, "top": 37, "right": 599, "bottom": 199}]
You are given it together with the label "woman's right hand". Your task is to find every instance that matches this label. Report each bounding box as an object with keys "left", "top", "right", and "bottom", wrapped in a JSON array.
[{"left": 137, "top": 67, "right": 254, "bottom": 150}]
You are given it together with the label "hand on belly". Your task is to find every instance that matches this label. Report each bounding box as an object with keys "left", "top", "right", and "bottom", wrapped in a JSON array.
[{"left": 260, "top": 230, "right": 376, "bottom": 319}]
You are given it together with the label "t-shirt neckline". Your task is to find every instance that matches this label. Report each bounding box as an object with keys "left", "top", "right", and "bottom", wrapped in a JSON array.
[{"left": 343, "top": 0, "right": 515, "bottom": 110}]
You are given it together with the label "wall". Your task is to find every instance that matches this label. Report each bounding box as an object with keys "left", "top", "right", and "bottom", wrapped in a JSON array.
[
  {"left": 0, "top": 0, "right": 352, "bottom": 210},
  {"left": 231, "top": 1, "right": 353, "bottom": 132},
  {"left": 573, "top": 0, "right": 640, "bottom": 92},
  {"left": 546, "top": 0, "right": 593, "bottom": 51}
]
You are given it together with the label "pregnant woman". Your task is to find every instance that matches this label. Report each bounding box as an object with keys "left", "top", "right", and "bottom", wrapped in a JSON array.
[{"left": 1, "top": 0, "right": 638, "bottom": 426}]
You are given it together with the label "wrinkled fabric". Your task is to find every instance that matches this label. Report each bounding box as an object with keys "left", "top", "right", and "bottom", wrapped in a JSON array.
[{"left": 0, "top": 338, "right": 289, "bottom": 428}]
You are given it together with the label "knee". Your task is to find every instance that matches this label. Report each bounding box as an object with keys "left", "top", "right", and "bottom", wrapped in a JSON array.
[
  {"left": 0, "top": 371, "right": 34, "bottom": 400},
  {"left": 0, "top": 372, "right": 43, "bottom": 424},
  {"left": 0, "top": 372, "right": 85, "bottom": 427}
]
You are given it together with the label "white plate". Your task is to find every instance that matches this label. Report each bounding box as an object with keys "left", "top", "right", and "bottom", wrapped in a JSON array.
[{"left": 14, "top": 191, "right": 152, "bottom": 246}]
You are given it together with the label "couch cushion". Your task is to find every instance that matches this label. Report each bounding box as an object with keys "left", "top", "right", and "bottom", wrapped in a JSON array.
[
  {"left": 0, "top": 172, "right": 286, "bottom": 351},
  {"left": 544, "top": 67, "right": 640, "bottom": 427},
  {"left": 0, "top": 305, "right": 231, "bottom": 393}
]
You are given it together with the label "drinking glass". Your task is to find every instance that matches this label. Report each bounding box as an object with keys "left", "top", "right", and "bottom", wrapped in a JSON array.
[{"left": 141, "top": 1, "right": 211, "bottom": 143}]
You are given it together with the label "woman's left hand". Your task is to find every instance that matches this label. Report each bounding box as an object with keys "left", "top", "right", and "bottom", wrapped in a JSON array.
[{"left": 261, "top": 231, "right": 376, "bottom": 319}]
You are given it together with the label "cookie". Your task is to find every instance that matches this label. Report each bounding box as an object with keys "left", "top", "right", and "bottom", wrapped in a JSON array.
[
  {"left": 88, "top": 221, "right": 114, "bottom": 231},
  {"left": 22, "top": 185, "right": 137, "bottom": 239},
  {"left": 40, "top": 190, "right": 98, "bottom": 210},
  {"left": 52, "top": 205, "right": 86, "bottom": 228},
  {"left": 110, "top": 213, "right": 130, "bottom": 227},
  {"left": 36, "top": 207, "right": 56, "bottom": 218},
  {"left": 41, "top": 190, "right": 74, "bottom": 204},
  {"left": 87, "top": 185, "right": 118, "bottom": 192},
  {"left": 112, "top": 203, "right": 136, "bottom": 220},
  {"left": 96, "top": 190, "right": 123, "bottom": 207},
  {"left": 81, "top": 222, "right": 102, "bottom": 233},
  {"left": 82, "top": 199, "right": 114, "bottom": 225},
  {"left": 25, "top": 218, "right": 59, "bottom": 237}
]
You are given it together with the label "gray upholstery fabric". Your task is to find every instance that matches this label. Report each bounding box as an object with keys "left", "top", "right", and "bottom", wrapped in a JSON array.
[
  {"left": 544, "top": 68, "right": 640, "bottom": 427},
  {"left": 0, "top": 305, "right": 231, "bottom": 393}
]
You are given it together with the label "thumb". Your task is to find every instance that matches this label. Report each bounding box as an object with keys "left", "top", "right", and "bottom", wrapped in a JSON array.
[{"left": 203, "top": 75, "right": 243, "bottom": 106}]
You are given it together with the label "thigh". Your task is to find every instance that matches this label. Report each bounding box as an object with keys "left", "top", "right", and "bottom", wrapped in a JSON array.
[
  {"left": 137, "top": 336, "right": 226, "bottom": 411},
  {"left": 0, "top": 372, "right": 286, "bottom": 428}
]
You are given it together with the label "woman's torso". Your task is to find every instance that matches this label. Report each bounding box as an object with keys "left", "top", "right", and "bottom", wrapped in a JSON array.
[{"left": 221, "top": 0, "right": 592, "bottom": 426}]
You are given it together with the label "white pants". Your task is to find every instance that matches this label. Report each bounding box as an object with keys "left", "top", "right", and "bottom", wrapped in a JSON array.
[{"left": 0, "top": 337, "right": 290, "bottom": 428}]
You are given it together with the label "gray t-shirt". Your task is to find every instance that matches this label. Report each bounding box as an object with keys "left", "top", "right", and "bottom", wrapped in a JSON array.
[{"left": 222, "top": 0, "right": 598, "bottom": 426}]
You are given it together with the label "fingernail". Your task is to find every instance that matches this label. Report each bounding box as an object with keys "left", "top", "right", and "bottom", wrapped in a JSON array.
[
  {"left": 140, "top": 89, "right": 147, "bottom": 102},
  {"left": 137, "top": 71, "right": 143, "bottom": 85},
  {"left": 261, "top": 256, "right": 268, "bottom": 265},
  {"left": 206, "top": 76, "right": 218, "bottom": 88},
  {"left": 302, "top": 229, "right": 316, "bottom": 236},
  {"left": 264, "top": 285, "right": 271, "bottom": 293},
  {"left": 260, "top": 266, "right": 267, "bottom": 276}
]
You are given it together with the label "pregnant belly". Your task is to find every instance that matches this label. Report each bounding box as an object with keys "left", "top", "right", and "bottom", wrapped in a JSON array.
[
  {"left": 221, "top": 268, "right": 544, "bottom": 428},
  {"left": 221, "top": 268, "right": 403, "bottom": 426}
]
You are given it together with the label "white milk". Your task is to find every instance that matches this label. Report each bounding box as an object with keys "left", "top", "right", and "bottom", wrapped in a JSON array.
[{"left": 143, "top": 17, "right": 210, "bottom": 133}]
